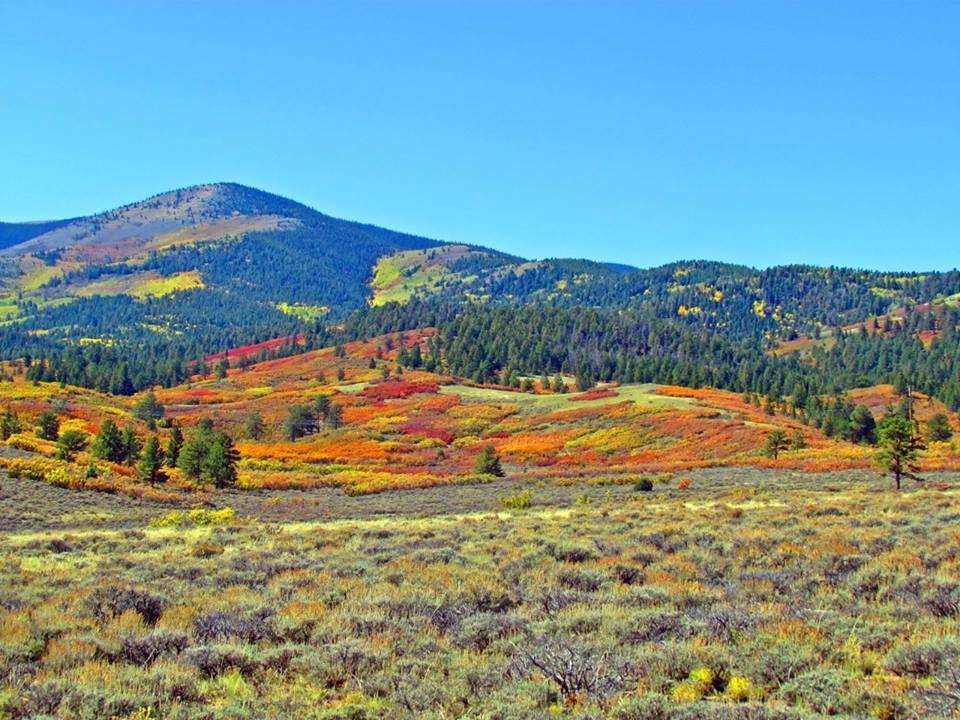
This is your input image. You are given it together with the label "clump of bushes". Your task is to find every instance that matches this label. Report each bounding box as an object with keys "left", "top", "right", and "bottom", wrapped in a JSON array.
[
  {"left": 88, "top": 585, "right": 166, "bottom": 625},
  {"left": 150, "top": 507, "right": 235, "bottom": 528},
  {"left": 500, "top": 490, "right": 531, "bottom": 510}
]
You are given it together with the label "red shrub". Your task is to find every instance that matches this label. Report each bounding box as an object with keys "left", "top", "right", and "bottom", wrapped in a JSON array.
[
  {"left": 361, "top": 381, "right": 439, "bottom": 401},
  {"left": 398, "top": 420, "right": 454, "bottom": 445},
  {"left": 569, "top": 388, "right": 618, "bottom": 402}
]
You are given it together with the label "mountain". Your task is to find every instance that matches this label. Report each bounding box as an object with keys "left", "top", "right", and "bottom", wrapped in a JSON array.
[
  {"left": 0, "top": 182, "right": 444, "bottom": 308},
  {"left": 1, "top": 183, "right": 959, "bottom": 408},
  {"left": 0, "top": 218, "right": 78, "bottom": 251}
]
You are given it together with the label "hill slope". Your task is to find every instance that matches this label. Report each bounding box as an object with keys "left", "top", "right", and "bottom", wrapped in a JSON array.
[
  {"left": 0, "top": 183, "right": 443, "bottom": 311},
  {"left": 2, "top": 182, "right": 959, "bottom": 406}
]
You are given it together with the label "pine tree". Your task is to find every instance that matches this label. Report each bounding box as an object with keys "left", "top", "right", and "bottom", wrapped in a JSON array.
[
  {"left": 120, "top": 425, "right": 141, "bottom": 466},
  {"left": 325, "top": 403, "right": 343, "bottom": 430},
  {"left": 284, "top": 405, "right": 318, "bottom": 441},
  {"left": 846, "top": 405, "right": 877, "bottom": 445},
  {"left": 177, "top": 436, "right": 207, "bottom": 480},
  {"left": 763, "top": 429, "right": 789, "bottom": 459},
  {"left": 926, "top": 413, "right": 953, "bottom": 442},
  {"left": 475, "top": 444, "right": 504, "bottom": 477},
  {"left": 202, "top": 433, "right": 240, "bottom": 489},
  {"left": 244, "top": 412, "right": 264, "bottom": 440},
  {"left": 166, "top": 423, "right": 184, "bottom": 467},
  {"left": 92, "top": 419, "right": 125, "bottom": 463},
  {"left": 133, "top": 391, "right": 165, "bottom": 428},
  {"left": 876, "top": 414, "right": 926, "bottom": 490},
  {"left": 36, "top": 410, "right": 60, "bottom": 441},
  {"left": 0, "top": 406, "right": 21, "bottom": 440},
  {"left": 137, "top": 437, "right": 167, "bottom": 485},
  {"left": 55, "top": 430, "right": 88, "bottom": 462}
]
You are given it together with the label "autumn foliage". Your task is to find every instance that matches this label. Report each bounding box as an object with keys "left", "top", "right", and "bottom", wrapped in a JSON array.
[{"left": 0, "top": 331, "right": 957, "bottom": 497}]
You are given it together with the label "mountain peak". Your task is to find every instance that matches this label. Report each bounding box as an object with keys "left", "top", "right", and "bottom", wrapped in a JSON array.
[{"left": 0, "top": 182, "right": 317, "bottom": 256}]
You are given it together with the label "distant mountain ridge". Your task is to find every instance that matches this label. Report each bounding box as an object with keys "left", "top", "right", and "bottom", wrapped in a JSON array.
[{"left": 0, "top": 182, "right": 958, "bottom": 398}]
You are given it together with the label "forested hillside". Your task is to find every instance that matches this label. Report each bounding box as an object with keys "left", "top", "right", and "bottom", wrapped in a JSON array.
[{"left": 1, "top": 183, "right": 958, "bottom": 410}]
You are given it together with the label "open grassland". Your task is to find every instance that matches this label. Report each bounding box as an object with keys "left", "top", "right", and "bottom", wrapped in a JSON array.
[
  {"left": 1, "top": 470, "right": 959, "bottom": 719},
  {"left": 74, "top": 270, "right": 204, "bottom": 299},
  {"left": 370, "top": 245, "right": 485, "bottom": 306}
]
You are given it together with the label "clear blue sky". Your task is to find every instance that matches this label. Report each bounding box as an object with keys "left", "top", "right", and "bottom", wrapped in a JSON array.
[{"left": 2, "top": 1, "right": 957, "bottom": 271}]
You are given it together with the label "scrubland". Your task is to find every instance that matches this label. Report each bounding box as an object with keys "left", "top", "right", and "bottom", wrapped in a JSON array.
[{"left": 2, "top": 469, "right": 959, "bottom": 719}]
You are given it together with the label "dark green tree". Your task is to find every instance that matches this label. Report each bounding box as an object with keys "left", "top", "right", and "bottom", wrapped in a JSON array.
[
  {"left": 876, "top": 414, "right": 925, "bottom": 490},
  {"left": 284, "top": 405, "right": 318, "bottom": 441},
  {"left": 763, "top": 429, "right": 789, "bottom": 459},
  {"left": 133, "top": 391, "right": 165, "bottom": 428},
  {"left": 201, "top": 433, "right": 240, "bottom": 488},
  {"left": 55, "top": 429, "right": 88, "bottom": 462},
  {"left": 0, "top": 406, "right": 21, "bottom": 440},
  {"left": 926, "top": 413, "right": 953, "bottom": 443},
  {"left": 137, "top": 437, "right": 167, "bottom": 485},
  {"left": 325, "top": 402, "right": 343, "bottom": 430},
  {"left": 475, "top": 444, "right": 504, "bottom": 477},
  {"left": 92, "top": 419, "right": 125, "bottom": 463},
  {"left": 120, "top": 424, "right": 142, "bottom": 466},
  {"left": 36, "top": 410, "right": 60, "bottom": 441},
  {"left": 846, "top": 405, "right": 877, "bottom": 445},
  {"left": 244, "top": 412, "right": 265, "bottom": 440},
  {"left": 165, "top": 423, "right": 184, "bottom": 467},
  {"left": 177, "top": 435, "right": 207, "bottom": 480}
]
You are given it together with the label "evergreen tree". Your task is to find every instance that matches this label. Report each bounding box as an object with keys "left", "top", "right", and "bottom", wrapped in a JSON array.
[
  {"left": 137, "top": 437, "right": 167, "bottom": 485},
  {"left": 763, "top": 429, "right": 789, "bottom": 459},
  {"left": 846, "top": 405, "right": 877, "bottom": 445},
  {"left": 244, "top": 412, "right": 264, "bottom": 440},
  {"left": 284, "top": 405, "right": 318, "bottom": 441},
  {"left": 120, "top": 424, "right": 142, "bottom": 466},
  {"left": 201, "top": 433, "right": 240, "bottom": 488},
  {"left": 36, "top": 410, "right": 60, "bottom": 441},
  {"left": 0, "top": 406, "right": 21, "bottom": 440},
  {"left": 55, "top": 430, "right": 88, "bottom": 462},
  {"left": 325, "top": 402, "right": 343, "bottom": 430},
  {"left": 926, "top": 413, "right": 953, "bottom": 443},
  {"left": 166, "top": 423, "right": 184, "bottom": 467},
  {"left": 312, "top": 395, "right": 331, "bottom": 418},
  {"left": 133, "top": 391, "right": 165, "bottom": 428},
  {"left": 876, "top": 414, "right": 925, "bottom": 490},
  {"left": 92, "top": 419, "right": 125, "bottom": 463},
  {"left": 475, "top": 444, "right": 504, "bottom": 477},
  {"left": 177, "top": 435, "right": 207, "bottom": 480}
]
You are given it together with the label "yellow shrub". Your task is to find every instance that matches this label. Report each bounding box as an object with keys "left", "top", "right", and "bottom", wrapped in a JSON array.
[
  {"left": 671, "top": 681, "right": 702, "bottom": 703},
  {"left": 151, "top": 507, "right": 235, "bottom": 528},
  {"left": 726, "top": 676, "right": 752, "bottom": 702},
  {"left": 689, "top": 666, "right": 714, "bottom": 690}
]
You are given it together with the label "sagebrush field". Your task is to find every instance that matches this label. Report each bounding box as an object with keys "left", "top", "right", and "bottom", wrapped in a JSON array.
[{"left": 2, "top": 469, "right": 959, "bottom": 719}]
